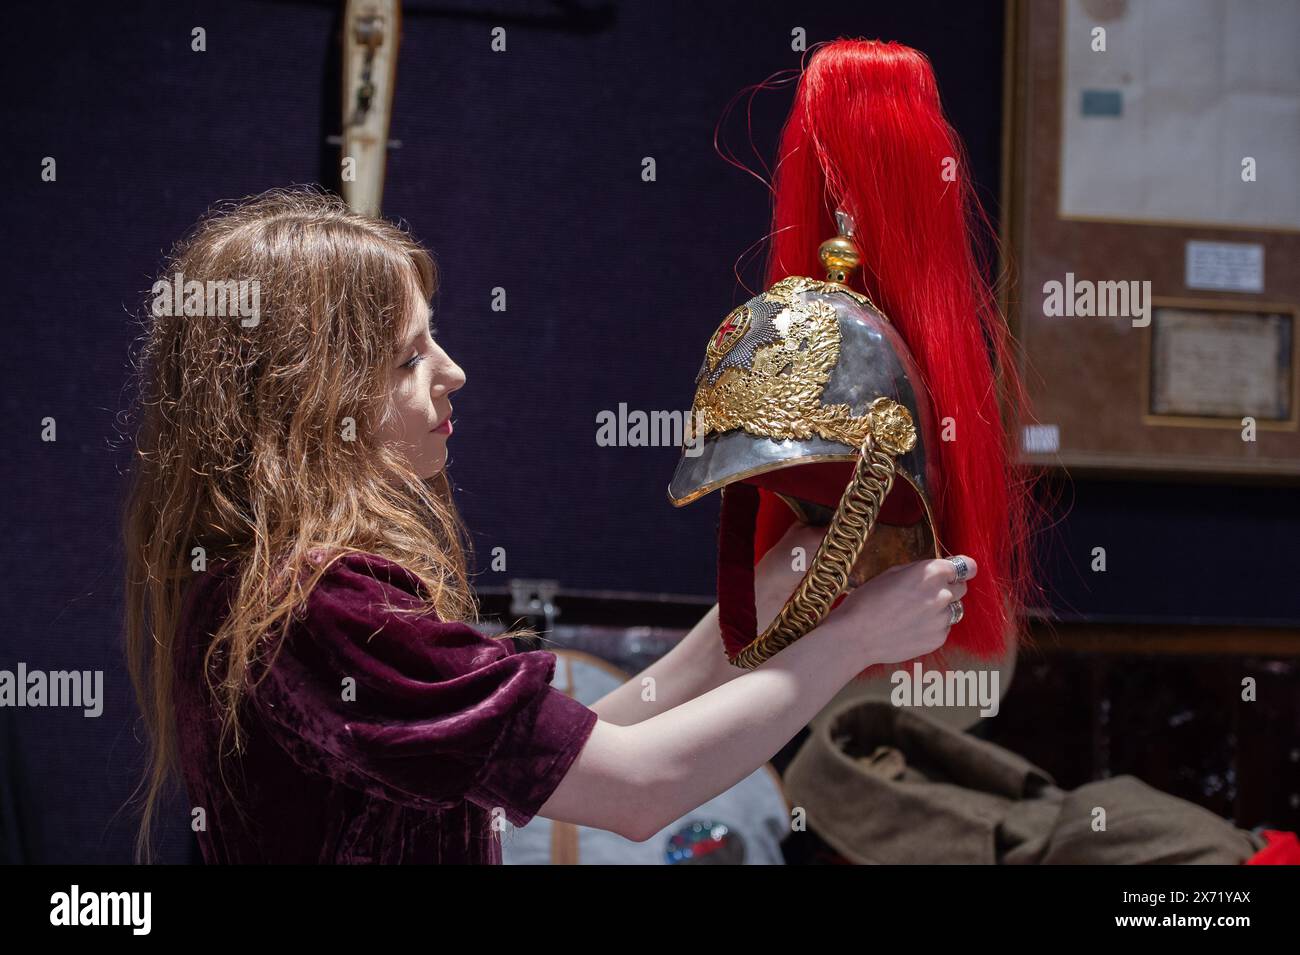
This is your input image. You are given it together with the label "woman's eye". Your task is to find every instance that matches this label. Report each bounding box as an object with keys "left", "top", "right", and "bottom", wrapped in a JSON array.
[{"left": 401, "top": 352, "right": 425, "bottom": 370}]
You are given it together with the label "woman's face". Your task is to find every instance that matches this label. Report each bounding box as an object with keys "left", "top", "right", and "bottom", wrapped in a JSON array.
[{"left": 377, "top": 273, "right": 466, "bottom": 479}]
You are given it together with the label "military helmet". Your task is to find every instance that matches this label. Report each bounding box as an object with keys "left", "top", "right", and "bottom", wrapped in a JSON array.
[{"left": 669, "top": 212, "right": 941, "bottom": 668}]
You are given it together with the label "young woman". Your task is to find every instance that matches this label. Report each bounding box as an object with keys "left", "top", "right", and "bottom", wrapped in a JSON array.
[{"left": 123, "top": 188, "right": 974, "bottom": 864}]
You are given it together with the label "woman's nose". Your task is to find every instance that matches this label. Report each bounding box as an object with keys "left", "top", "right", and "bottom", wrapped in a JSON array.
[{"left": 433, "top": 358, "right": 466, "bottom": 397}]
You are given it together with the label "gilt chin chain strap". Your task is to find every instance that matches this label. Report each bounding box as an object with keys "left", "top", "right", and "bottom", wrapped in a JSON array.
[{"left": 731, "top": 395, "right": 918, "bottom": 669}]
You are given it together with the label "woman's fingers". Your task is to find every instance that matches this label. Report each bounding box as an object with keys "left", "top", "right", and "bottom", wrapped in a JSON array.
[
  {"left": 936, "top": 579, "right": 968, "bottom": 605},
  {"left": 927, "top": 555, "right": 975, "bottom": 629},
  {"left": 939, "top": 554, "right": 977, "bottom": 583}
]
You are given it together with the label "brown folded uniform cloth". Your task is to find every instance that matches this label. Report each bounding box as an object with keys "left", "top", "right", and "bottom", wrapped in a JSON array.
[{"left": 783, "top": 700, "right": 1267, "bottom": 865}]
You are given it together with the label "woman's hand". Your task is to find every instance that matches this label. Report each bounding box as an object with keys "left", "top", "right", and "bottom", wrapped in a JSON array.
[
  {"left": 546, "top": 522, "right": 976, "bottom": 841},
  {"left": 754, "top": 522, "right": 976, "bottom": 669}
]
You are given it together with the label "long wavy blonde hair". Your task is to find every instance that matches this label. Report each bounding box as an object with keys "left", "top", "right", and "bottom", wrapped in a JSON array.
[{"left": 122, "top": 187, "right": 488, "bottom": 863}]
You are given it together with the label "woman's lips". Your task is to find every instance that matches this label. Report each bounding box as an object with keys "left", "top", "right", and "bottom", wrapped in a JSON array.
[{"left": 432, "top": 417, "right": 453, "bottom": 436}]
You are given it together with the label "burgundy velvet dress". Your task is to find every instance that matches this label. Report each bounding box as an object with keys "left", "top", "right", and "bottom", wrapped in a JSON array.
[{"left": 172, "top": 551, "right": 599, "bottom": 864}]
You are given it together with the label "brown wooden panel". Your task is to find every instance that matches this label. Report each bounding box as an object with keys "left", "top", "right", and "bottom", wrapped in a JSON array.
[{"left": 1003, "top": 0, "right": 1300, "bottom": 478}]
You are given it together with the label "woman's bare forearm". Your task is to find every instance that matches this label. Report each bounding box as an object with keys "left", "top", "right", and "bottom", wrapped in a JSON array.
[
  {"left": 538, "top": 535, "right": 969, "bottom": 842},
  {"left": 589, "top": 604, "right": 743, "bottom": 726},
  {"left": 542, "top": 620, "right": 868, "bottom": 842},
  {"left": 618, "top": 623, "right": 864, "bottom": 839}
]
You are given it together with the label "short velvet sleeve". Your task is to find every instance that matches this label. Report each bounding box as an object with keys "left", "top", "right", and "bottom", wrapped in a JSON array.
[{"left": 248, "top": 552, "right": 598, "bottom": 828}]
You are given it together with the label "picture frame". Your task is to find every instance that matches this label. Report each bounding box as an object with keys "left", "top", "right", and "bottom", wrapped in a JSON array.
[{"left": 1000, "top": 0, "right": 1300, "bottom": 479}]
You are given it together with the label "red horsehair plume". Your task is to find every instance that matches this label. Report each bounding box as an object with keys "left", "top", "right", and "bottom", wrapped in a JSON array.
[{"left": 756, "top": 38, "right": 1041, "bottom": 672}]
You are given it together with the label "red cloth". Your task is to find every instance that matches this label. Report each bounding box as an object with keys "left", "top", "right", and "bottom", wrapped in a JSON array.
[
  {"left": 1244, "top": 829, "right": 1300, "bottom": 864},
  {"left": 717, "top": 482, "right": 855, "bottom": 660},
  {"left": 717, "top": 483, "right": 761, "bottom": 659}
]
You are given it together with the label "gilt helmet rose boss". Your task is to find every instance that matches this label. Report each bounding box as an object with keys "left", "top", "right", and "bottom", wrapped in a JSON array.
[{"left": 668, "top": 39, "right": 1033, "bottom": 672}]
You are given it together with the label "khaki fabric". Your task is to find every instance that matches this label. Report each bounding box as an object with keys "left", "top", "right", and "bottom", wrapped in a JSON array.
[{"left": 784, "top": 700, "right": 1265, "bottom": 865}]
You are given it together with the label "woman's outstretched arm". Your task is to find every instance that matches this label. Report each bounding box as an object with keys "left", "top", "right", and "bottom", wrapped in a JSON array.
[
  {"left": 536, "top": 535, "right": 975, "bottom": 842},
  {"left": 588, "top": 604, "right": 742, "bottom": 726},
  {"left": 541, "top": 608, "right": 866, "bottom": 841}
]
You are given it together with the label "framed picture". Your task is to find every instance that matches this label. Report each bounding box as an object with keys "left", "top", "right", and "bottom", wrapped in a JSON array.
[
  {"left": 1145, "top": 301, "right": 1294, "bottom": 426},
  {"left": 1001, "top": 0, "right": 1300, "bottom": 478}
]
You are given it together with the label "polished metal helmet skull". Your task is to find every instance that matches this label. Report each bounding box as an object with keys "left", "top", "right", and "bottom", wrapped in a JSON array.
[{"left": 669, "top": 213, "right": 941, "bottom": 668}]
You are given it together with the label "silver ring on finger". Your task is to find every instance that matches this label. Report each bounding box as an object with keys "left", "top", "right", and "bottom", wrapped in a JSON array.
[
  {"left": 947, "top": 556, "right": 970, "bottom": 583},
  {"left": 947, "top": 599, "right": 965, "bottom": 626}
]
